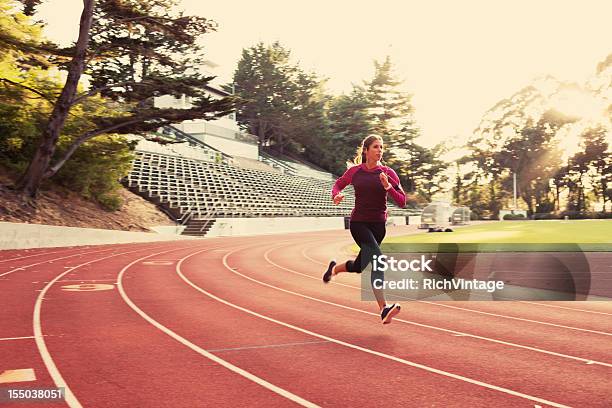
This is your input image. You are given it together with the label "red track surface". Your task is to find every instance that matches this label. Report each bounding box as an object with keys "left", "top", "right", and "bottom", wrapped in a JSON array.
[{"left": 1, "top": 226, "right": 611, "bottom": 407}]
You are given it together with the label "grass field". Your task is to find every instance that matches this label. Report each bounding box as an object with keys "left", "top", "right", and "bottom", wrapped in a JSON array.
[{"left": 381, "top": 219, "right": 612, "bottom": 252}]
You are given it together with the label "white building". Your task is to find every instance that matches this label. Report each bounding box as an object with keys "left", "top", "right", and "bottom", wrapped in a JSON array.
[{"left": 153, "top": 61, "right": 259, "bottom": 160}]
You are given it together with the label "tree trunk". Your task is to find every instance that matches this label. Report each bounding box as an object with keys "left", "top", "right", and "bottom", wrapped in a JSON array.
[
  {"left": 522, "top": 188, "right": 533, "bottom": 215},
  {"left": 488, "top": 181, "right": 497, "bottom": 218},
  {"left": 576, "top": 173, "right": 584, "bottom": 212},
  {"left": 257, "top": 120, "right": 267, "bottom": 147},
  {"left": 45, "top": 117, "right": 143, "bottom": 178},
  {"left": 15, "top": 0, "right": 96, "bottom": 198},
  {"left": 601, "top": 179, "right": 608, "bottom": 213}
]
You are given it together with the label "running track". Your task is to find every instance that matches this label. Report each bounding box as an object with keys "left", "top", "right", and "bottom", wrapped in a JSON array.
[{"left": 0, "top": 226, "right": 610, "bottom": 407}]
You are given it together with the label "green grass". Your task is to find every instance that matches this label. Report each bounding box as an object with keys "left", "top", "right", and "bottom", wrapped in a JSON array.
[{"left": 380, "top": 219, "right": 612, "bottom": 252}]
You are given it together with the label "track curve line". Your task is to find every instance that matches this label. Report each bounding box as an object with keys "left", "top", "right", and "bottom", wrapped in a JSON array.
[
  {"left": 117, "top": 246, "right": 320, "bottom": 408},
  {"left": 253, "top": 243, "right": 612, "bottom": 367},
  {"left": 1, "top": 247, "right": 118, "bottom": 278},
  {"left": 174, "top": 245, "right": 573, "bottom": 408},
  {"left": 268, "top": 243, "right": 612, "bottom": 337},
  {"left": 33, "top": 245, "right": 193, "bottom": 408}
]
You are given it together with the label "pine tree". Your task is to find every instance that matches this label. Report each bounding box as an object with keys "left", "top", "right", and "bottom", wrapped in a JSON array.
[
  {"left": 364, "top": 56, "right": 418, "bottom": 166},
  {"left": 325, "top": 86, "right": 372, "bottom": 174},
  {"left": 232, "top": 41, "right": 326, "bottom": 156}
]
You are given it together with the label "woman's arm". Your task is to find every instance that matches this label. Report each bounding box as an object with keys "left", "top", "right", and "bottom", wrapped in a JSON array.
[
  {"left": 332, "top": 165, "right": 358, "bottom": 198},
  {"left": 383, "top": 167, "right": 406, "bottom": 208}
]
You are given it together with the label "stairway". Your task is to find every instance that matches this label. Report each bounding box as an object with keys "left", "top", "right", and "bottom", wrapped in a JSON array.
[{"left": 181, "top": 218, "right": 216, "bottom": 237}]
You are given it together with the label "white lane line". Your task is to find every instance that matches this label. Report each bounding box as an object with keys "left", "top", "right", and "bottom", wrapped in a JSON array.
[
  {"left": 55, "top": 279, "right": 118, "bottom": 283},
  {"left": 248, "top": 246, "right": 612, "bottom": 367},
  {"left": 207, "top": 340, "right": 331, "bottom": 353},
  {"left": 517, "top": 301, "right": 612, "bottom": 316},
  {"left": 1, "top": 248, "right": 117, "bottom": 278},
  {"left": 116, "top": 248, "right": 319, "bottom": 408},
  {"left": 247, "top": 241, "right": 612, "bottom": 365},
  {"left": 301, "top": 241, "right": 612, "bottom": 317},
  {"left": 262, "top": 247, "right": 612, "bottom": 367},
  {"left": 0, "top": 249, "right": 68, "bottom": 263},
  {"left": 411, "top": 297, "right": 612, "bottom": 336},
  {"left": 33, "top": 245, "right": 188, "bottom": 408},
  {"left": 301, "top": 241, "right": 338, "bottom": 266},
  {"left": 271, "top": 245, "right": 612, "bottom": 337},
  {"left": 176, "top": 248, "right": 571, "bottom": 408},
  {"left": 0, "top": 336, "right": 36, "bottom": 341},
  {"left": 0, "top": 243, "right": 174, "bottom": 279},
  {"left": 142, "top": 261, "right": 174, "bottom": 265},
  {"left": 277, "top": 243, "right": 612, "bottom": 342}
]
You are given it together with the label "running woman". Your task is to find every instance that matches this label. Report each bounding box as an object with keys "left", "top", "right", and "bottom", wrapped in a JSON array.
[{"left": 323, "top": 135, "right": 407, "bottom": 324}]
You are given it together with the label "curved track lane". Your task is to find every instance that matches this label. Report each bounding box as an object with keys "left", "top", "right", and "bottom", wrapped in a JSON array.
[{"left": 0, "top": 227, "right": 610, "bottom": 407}]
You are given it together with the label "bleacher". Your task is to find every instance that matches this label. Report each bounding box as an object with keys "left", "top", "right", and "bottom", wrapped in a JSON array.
[
  {"left": 258, "top": 152, "right": 334, "bottom": 181},
  {"left": 125, "top": 147, "right": 413, "bottom": 235}
]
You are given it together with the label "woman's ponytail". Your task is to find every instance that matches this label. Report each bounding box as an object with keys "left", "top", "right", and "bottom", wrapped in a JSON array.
[{"left": 346, "top": 134, "right": 382, "bottom": 168}]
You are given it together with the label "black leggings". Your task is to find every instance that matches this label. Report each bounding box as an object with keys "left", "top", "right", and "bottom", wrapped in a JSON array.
[{"left": 346, "top": 221, "right": 386, "bottom": 277}]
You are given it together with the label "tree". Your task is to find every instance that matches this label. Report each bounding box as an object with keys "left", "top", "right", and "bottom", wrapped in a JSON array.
[
  {"left": 451, "top": 155, "right": 475, "bottom": 205},
  {"left": 14, "top": 0, "right": 96, "bottom": 198},
  {"left": 582, "top": 127, "right": 611, "bottom": 213},
  {"left": 565, "top": 126, "right": 610, "bottom": 212},
  {"left": 403, "top": 143, "right": 449, "bottom": 201},
  {"left": 365, "top": 56, "right": 418, "bottom": 166},
  {"left": 1, "top": 0, "right": 235, "bottom": 199},
  {"left": 325, "top": 86, "right": 373, "bottom": 174},
  {"left": 281, "top": 71, "right": 330, "bottom": 161},
  {"left": 19, "top": 0, "right": 41, "bottom": 16},
  {"left": 469, "top": 77, "right": 582, "bottom": 215},
  {"left": 362, "top": 56, "right": 445, "bottom": 198},
  {"left": 232, "top": 41, "right": 326, "bottom": 156}
]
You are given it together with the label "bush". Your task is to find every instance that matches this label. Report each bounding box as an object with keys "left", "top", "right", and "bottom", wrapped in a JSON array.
[
  {"left": 533, "top": 213, "right": 561, "bottom": 220},
  {"left": 503, "top": 213, "right": 526, "bottom": 220},
  {"left": 54, "top": 135, "right": 134, "bottom": 210},
  {"left": 97, "top": 193, "right": 123, "bottom": 211},
  {"left": 532, "top": 212, "right": 611, "bottom": 220},
  {"left": 559, "top": 211, "right": 591, "bottom": 219},
  {"left": 535, "top": 200, "right": 555, "bottom": 214}
]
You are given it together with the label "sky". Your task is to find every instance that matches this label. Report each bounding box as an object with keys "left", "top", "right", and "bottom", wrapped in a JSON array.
[{"left": 37, "top": 0, "right": 612, "bottom": 147}]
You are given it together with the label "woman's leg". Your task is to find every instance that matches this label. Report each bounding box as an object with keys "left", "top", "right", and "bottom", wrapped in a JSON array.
[
  {"left": 323, "top": 221, "right": 367, "bottom": 282},
  {"left": 345, "top": 222, "right": 387, "bottom": 310},
  {"left": 328, "top": 222, "right": 384, "bottom": 278},
  {"left": 369, "top": 222, "right": 401, "bottom": 323},
  {"left": 323, "top": 221, "right": 400, "bottom": 322},
  {"left": 367, "top": 222, "right": 388, "bottom": 311},
  {"left": 342, "top": 221, "right": 369, "bottom": 274}
]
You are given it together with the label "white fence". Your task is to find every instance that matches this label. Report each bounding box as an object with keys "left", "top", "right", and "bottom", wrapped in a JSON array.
[{"left": 0, "top": 222, "right": 195, "bottom": 250}]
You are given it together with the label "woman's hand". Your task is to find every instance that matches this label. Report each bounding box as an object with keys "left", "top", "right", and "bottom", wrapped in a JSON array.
[
  {"left": 333, "top": 193, "right": 345, "bottom": 205},
  {"left": 379, "top": 172, "right": 391, "bottom": 190}
]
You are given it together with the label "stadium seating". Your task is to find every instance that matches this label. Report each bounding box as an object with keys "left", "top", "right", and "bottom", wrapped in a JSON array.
[{"left": 125, "top": 148, "right": 412, "bottom": 236}]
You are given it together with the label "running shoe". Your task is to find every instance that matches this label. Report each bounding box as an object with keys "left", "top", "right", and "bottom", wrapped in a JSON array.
[
  {"left": 381, "top": 303, "right": 401, "bottom": 324},
  {"left": 322, "top": 260, "right": 336, "bottom": 283}
]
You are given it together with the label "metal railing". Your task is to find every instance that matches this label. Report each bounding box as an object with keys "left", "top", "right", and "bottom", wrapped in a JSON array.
[
  {"left": 259, "top": 152, "right": 297, "bottom": 175},
  {"left": 176, "top": 202, "right": 218, "bottom": 236},
  {"left": 161, "top": 125, "right": 235, "bottom": 163},
  {"left": 195, "top": 205, "right": 217, "bottom": 234}
]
